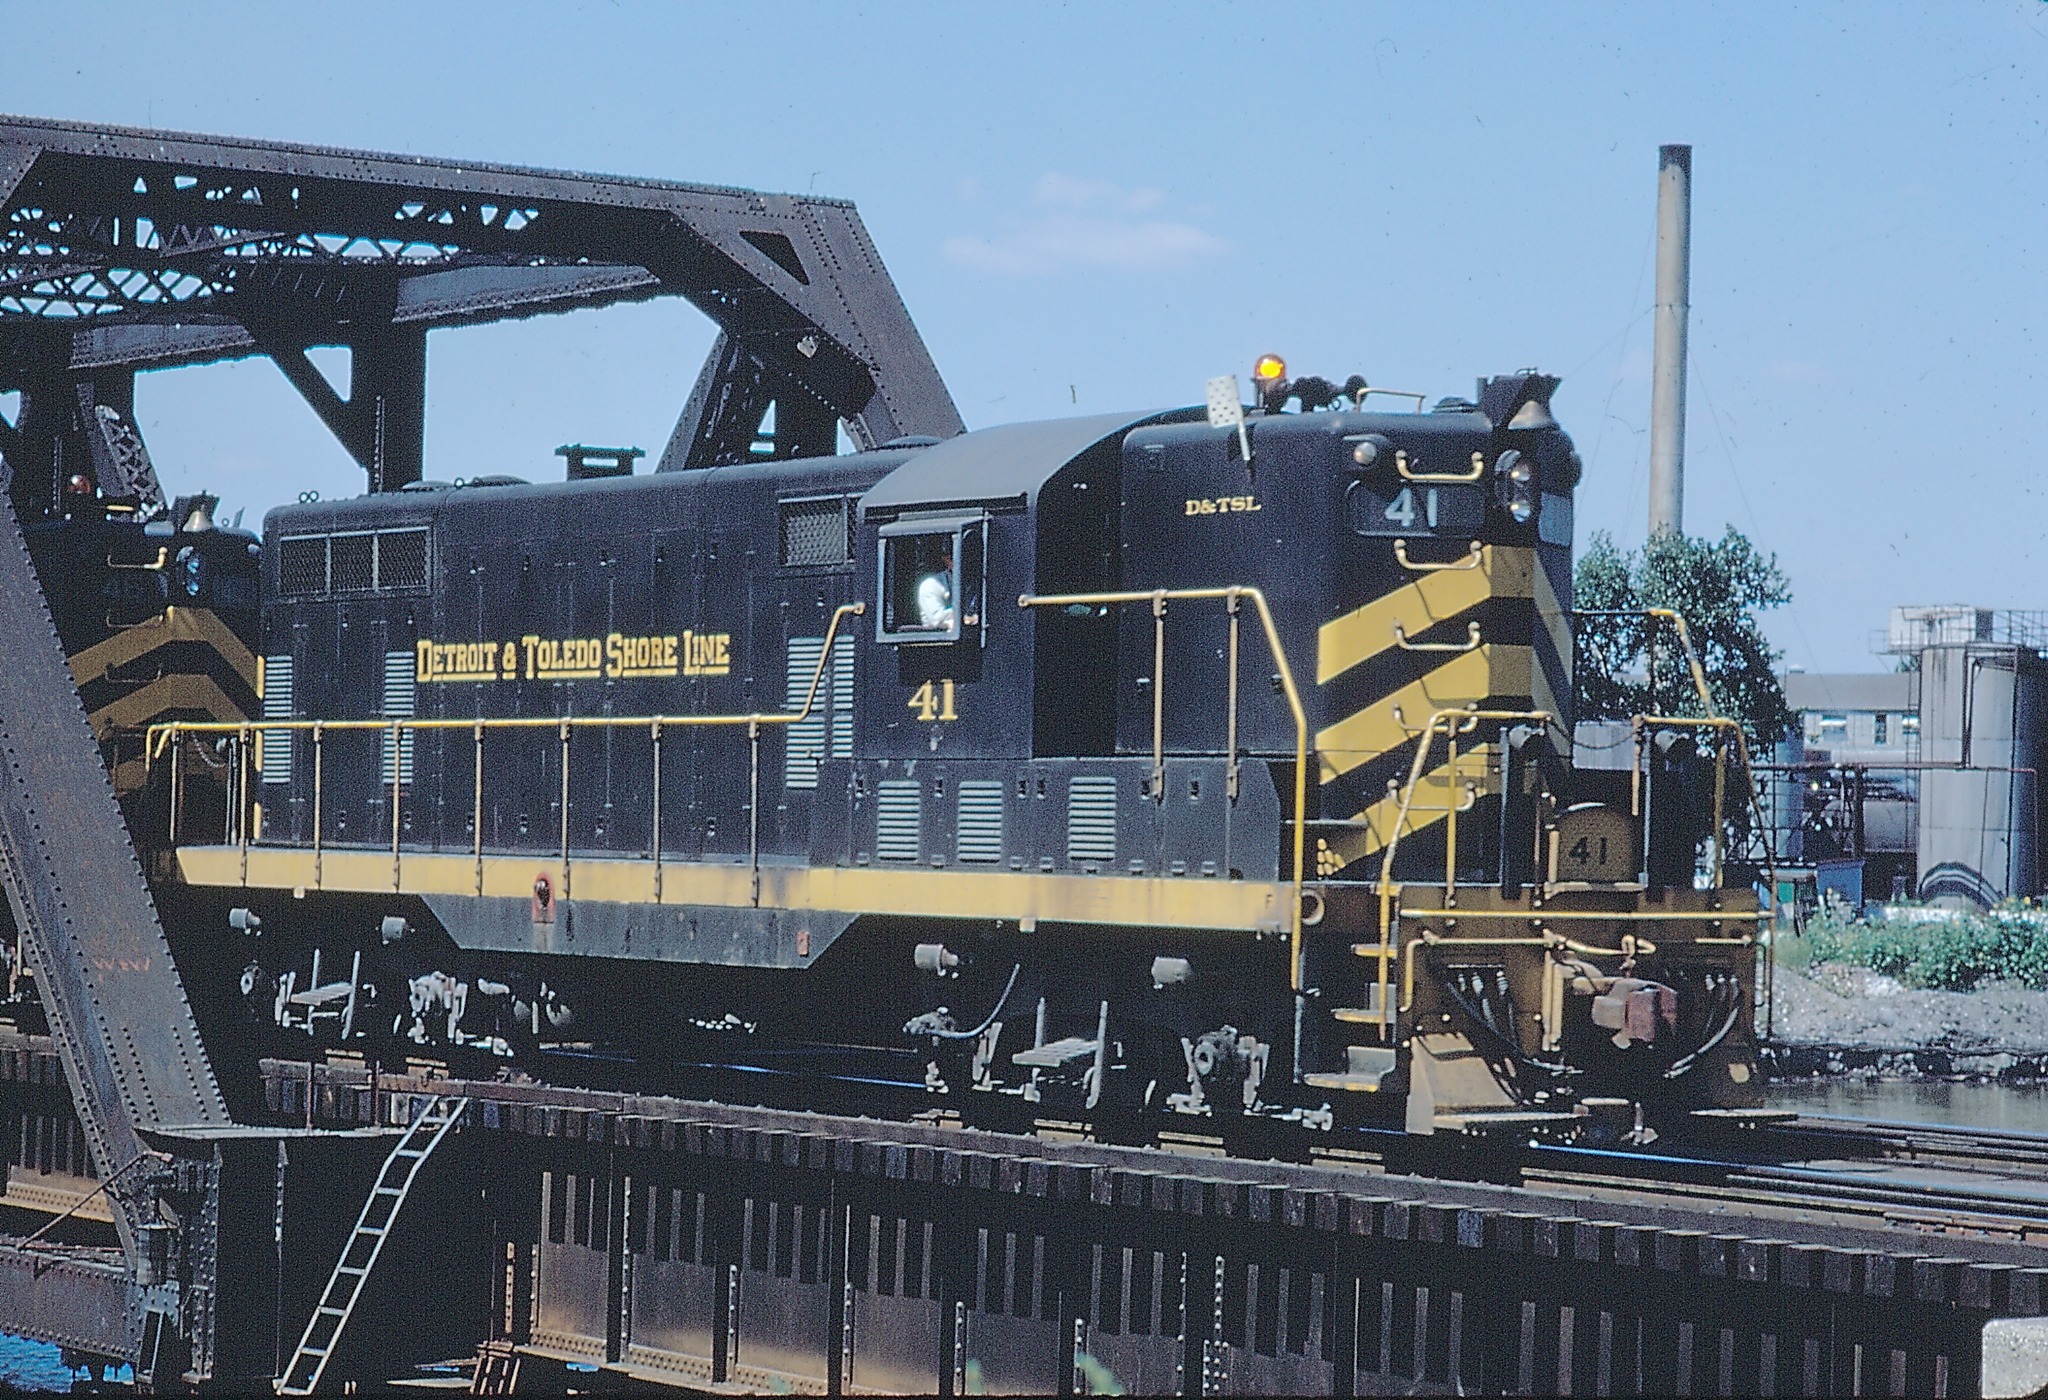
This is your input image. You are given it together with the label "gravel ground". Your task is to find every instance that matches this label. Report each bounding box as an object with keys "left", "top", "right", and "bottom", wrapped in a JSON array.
[{"left": 1771, "top": 962, "right": 2048, "bottom": 1054}]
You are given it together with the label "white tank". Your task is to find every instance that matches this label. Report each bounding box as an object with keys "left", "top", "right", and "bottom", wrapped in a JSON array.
[{"left": 1915, "top": 643, "right": 2048, "bottom": 906}]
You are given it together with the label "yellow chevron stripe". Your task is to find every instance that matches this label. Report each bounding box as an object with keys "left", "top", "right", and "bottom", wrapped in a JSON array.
[
  {"left": 1316, "top": 546, "right": 1534, "bottom": 685},
  {"left": 67, "top": 606, "right": 259, "bottom": 694},
  {"left": 1312, "top": 749, "right": 1495, "bottom": 872},
  {"left": 88, "top": 672, "right": 251, "bottom": 741},
  {"left": 1314, "top": 644, "right": 1532, "bottom": 783}
]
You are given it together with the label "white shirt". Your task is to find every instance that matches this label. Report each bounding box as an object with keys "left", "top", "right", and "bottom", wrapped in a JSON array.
[{"left": 917, "top": 571, "right": 953, "bottom": 629}]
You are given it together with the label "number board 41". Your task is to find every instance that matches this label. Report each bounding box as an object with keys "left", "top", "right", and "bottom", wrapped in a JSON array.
[{"left": 1549, "top": 805, "right": 1637, "bottom": 884}]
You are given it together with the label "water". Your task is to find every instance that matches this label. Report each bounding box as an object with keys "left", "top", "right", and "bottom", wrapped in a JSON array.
[
  {"left": 0, "top": 1334, "right": 76, "bottom": 1394},
  {"left": 1771, "top": 1078, "right": 2048, "bottom": 1134}
]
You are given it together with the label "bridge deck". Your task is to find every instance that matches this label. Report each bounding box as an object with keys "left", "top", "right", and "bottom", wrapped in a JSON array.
[{"left": 262, "top": 1058, "right": 2048, "bottom": 1397}]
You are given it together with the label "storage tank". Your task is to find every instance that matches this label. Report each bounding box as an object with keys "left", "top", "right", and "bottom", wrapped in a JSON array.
[{"left": 1916, "top": 643, "right": 2048, "bottom": 906}]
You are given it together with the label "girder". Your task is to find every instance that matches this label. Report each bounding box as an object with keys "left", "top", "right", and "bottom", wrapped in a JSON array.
[{"left": 0, "top": 114, "right": 961, "bottom": 508}]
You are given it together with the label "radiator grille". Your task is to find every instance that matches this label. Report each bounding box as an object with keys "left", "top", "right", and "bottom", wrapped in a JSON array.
[
  {"left": 274, "top": 528, "right": 431, "bottom": 596},
  {"left": 955, "top": 781, "right": 1004, "bottom": 864},
  {"left": 783, "top": 635, "right": 853, "bottom": 790},
  {"left": 780, "top": 497, "right": 850, "bottom": 567},
  {"left": 381, "top": 650, "right": 415, "bottom": 786},
  {"left": 875, "top": 780, "right": 921, "bottom": 862},
  {"left": 278, "top": 537, "right": 326, "bottom": 596},
  {"left": 329, "top": 533, "right": 375, "bottom": 593},
  {"left": 376, "top": 528, "right": 429, "bottom": 589},
  {"left": 830, "top": 636, "right": 855, "bottom": 757},
  {"left": 1066, "top": 776, "right": 1118, "bottom": 864},
  {"left": 260, "top": 655, "right": 293, "bottom": 785}
]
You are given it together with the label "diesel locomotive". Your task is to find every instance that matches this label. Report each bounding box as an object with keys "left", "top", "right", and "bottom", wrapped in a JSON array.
[{"left": 140, "top": 366, "right": 1768, "bottom": 1137}]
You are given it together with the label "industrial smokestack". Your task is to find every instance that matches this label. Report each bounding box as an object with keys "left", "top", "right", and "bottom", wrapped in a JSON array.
[{"left": 1648, "top": 143, "right": 1691, "bottom": 538}]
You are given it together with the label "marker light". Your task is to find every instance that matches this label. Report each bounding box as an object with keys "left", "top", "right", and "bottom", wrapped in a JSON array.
[{"left": 1252, "top": 354, "right": 1287, "bottom": 384}]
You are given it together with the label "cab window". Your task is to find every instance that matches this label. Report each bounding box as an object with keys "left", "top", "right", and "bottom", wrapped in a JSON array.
[{"left": 877, "top": 517, "right": 985, "bottom": 645}]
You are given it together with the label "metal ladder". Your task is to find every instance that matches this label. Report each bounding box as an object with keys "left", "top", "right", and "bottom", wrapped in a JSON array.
[{"left": 275, "top": 1095, "right": 469, "bottom": 1396}]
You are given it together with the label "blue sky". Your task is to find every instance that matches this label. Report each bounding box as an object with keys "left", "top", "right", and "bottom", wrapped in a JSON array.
[{"left": 7, "top": 1, "right": 2046, "bottom": 671}]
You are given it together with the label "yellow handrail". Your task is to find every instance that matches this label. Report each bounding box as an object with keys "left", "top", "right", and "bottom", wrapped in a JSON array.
[
  {"left": 1018, "top": 586, "right": 1310, "bottom": 990},
  {"left": 146, "top": 602, "right": 866, "bottom": 759},
  {"left": 148, "top": 604, "right": 867, "bottom": 903},
  {"left": 1393, "top": 539, "right": 1483, "bottom": 573},
  {"left": 1617, "top": 604, "right": 1781, "bottom": 1028},
  {"left": 1642, "top": 607, "right": 1716, "bottom": 716},
  {"left": 1373, "top": 708, "right": 1551, "bottom": 904},
  {"left": 1395, "top": 449, "right": 1486, "bottom": 484},
  {"left": 1634, "top": 606, "right": 1780, "bottom": 920},
  {"left": 1371, "top": 707, "right": 1552, "bottom": 1037}
]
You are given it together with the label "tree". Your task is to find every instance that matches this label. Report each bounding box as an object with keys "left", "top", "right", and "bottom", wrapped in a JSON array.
[{"left": 1573, "top": 526, "right": 1794, "bottom": 753}]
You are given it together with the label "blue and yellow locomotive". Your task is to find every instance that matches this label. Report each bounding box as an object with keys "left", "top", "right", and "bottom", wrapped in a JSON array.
[{"left": 154, "top": 364, "right": 1765, "bottom": 1136}]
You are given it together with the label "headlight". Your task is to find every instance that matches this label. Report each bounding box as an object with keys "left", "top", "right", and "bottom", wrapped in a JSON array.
[
  {"left": 176, "top": 546, "right": 207, "bottom": 598},
  {"left": 1495, "top": 449, "right": 1537, "bottom": 524}
]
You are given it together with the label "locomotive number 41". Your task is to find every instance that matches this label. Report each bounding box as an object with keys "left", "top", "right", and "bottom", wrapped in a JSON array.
[
  {"left": 1383, "top": 485, "right": 1441, "bottom": 529},
  {"left": 1567, "top": 835, "right": 1608, "bottom": 867},
  {"left": 908, "top": 679, "right": 959, "bottom": 722},
  {"left": 1550, "top": 805, "right": 1635, "bottom": 883}
]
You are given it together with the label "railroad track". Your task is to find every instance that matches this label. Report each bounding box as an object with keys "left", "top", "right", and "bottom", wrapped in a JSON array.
[
  {"left": 274, "top": 1037, "right": 2048, "bottom": 1250},
  {"left": 1494, "top": 1114, "right": 2048, "bottom": 1248}
]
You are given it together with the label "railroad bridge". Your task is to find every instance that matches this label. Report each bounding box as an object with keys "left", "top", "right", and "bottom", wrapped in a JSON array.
[{"left": 0, "top": 115, "right": 2045, "bottom": 1395}]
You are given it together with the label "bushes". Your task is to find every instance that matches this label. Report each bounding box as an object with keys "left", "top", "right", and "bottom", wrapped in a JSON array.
[{"left": 1804, "top": 905, "right": 2048, "bottom": 991}]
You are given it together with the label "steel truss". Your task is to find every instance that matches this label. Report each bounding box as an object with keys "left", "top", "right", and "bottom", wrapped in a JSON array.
[{"left": 0, "top": 115, "right": 962, "bottom": 510}]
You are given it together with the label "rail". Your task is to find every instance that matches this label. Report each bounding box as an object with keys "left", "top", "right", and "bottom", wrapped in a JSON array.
[
  {"left": 146, "top": 604, "right": 866, "bottom": 908},
  {"left": 1017, "top": 586, "right": 1310, "bottom": 990}
]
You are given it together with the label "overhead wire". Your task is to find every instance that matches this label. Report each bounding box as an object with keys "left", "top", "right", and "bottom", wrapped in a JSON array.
[
  {"left": 1581, "top": 221, "right": 1657, "bottom": 541},
  {"left": 1687, "top": 344, "right": 1826, "bottom": 672}
]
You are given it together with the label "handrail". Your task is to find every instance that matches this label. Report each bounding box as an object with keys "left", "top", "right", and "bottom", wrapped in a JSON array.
[
  {"left": 1372, "top": 708, "right": 1552, "bottom": 1039},
  {"left": 1634, "top": 606, "right": 1779, "bottom": 913},
  {"left": 1392, "top": 620, "right": 1482, "bottom": 653},
  {"left": 1574, "top": 606, "right": 1780, "bottom": 891},
  {"left": 1373, "top": 707, "right": 1550, "bottom": 905},
  {"left": 1395, "top": 449, "right": 1486, "bottom": 484},
  {"left": 19, "top": 1148, "right": 169, "bottom": 1250},
  {"left": 1641, "top": 608, "right": 1716, "bottom": 716},
  {"left": 1393, "top": 540, "right": 1483, "bottom": 573},
  {"left": 1590, "top": 603, "right": 1781, "bottom": 1031},
  {"left": 1018, "top": 585, "right": 1310, "bottom": 990},
  {"left": 149, "top": 604, "right": 866, "bottom": 906}
]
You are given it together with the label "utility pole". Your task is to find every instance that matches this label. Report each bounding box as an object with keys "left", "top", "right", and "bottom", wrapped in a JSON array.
[{"left": 1648, "top": 143, "right": 1692, "bottom": 538}]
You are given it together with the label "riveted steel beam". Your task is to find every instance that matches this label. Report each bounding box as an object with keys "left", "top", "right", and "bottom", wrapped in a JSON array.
[{"left": 0, "top": 115, "right": 961, "bottom": 498}]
